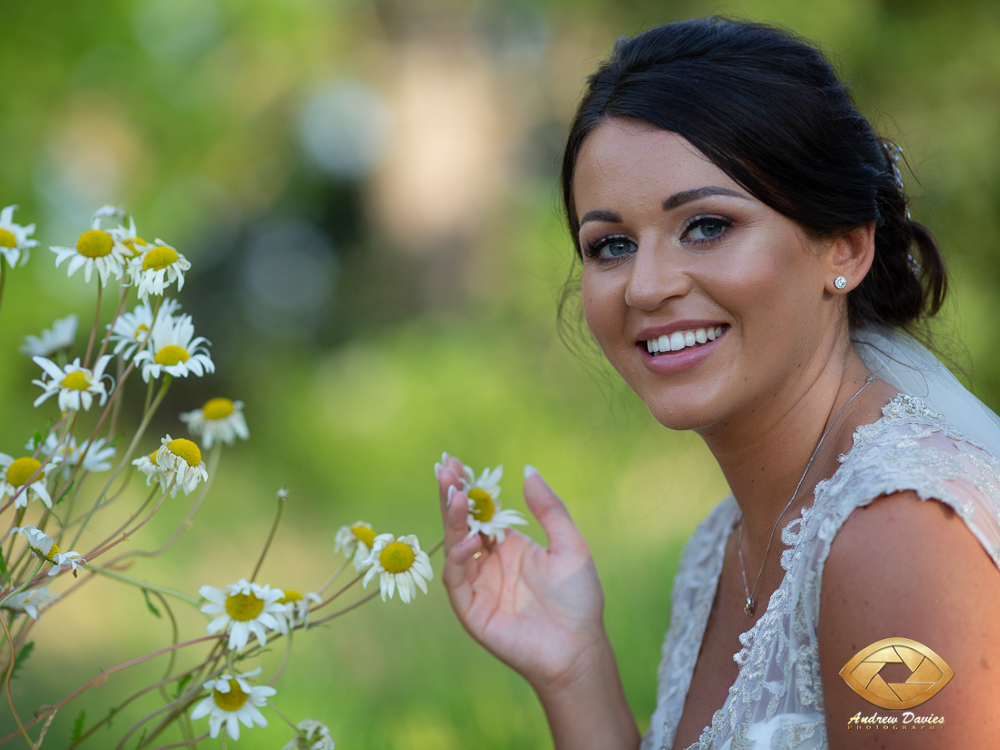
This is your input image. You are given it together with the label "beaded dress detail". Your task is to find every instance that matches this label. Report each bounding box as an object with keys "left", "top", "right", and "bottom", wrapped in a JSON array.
[{"left": 640, "top": 394, "right": 1000, "bottom": 750}]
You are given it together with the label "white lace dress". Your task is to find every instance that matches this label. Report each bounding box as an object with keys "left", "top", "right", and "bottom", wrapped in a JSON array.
[{"left": 640, "top": 394, "right": 1000, "bottom": 750}]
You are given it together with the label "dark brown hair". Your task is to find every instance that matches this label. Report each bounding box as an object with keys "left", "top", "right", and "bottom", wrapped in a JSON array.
[{"left": 560, "top": 17, "right": 946, "bottom": 333}]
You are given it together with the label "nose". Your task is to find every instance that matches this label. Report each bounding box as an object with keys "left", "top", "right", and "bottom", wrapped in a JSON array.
[{"left": 623, "top": 241, "right": 689, "bottom": 311}]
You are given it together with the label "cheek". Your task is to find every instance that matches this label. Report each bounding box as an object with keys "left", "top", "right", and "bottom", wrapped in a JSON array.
[{"left": 580, "top": 269, "right": 629, "bottom": 362}]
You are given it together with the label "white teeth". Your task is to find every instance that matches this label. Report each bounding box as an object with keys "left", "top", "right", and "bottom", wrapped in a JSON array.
[{"left": 646, "top": 326, "right": 726, "bottom": 355}]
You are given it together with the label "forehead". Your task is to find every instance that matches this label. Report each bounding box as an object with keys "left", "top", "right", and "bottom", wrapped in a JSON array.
[{"left": 572, "top": 118, "right": 737, "bottom": 214}]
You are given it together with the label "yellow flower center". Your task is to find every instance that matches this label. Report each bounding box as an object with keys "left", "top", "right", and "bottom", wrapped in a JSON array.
[
  {"left": 350, "top": 525, "right": 376, "bottom": 549},
  {"left": 142, "top": 244, "right": 179, "bottom": 271},
  {"left": 60, "top": 371, "right": 91, "bottom": 390},
  {"left": 154, "top": 345, "right": 190, "bottom": 366},
  {"left": 213, "top": 679, "right": 249, "bottom": 711},
  {"left": 278, "top": 589, "right": 302, "bottom": 604},
  {"left": 167, "top": 438, "right": 201, "bottom": 467},
  {"left": 149, "top": 450, "right": 159, "bottom": 466},
  {"left": 224, "top": 591, "right": 264, "bottom": 621},
  {"left": 133, "top": 323, "right": 149, "bottom": 341},
  {"left": 123, "top": 237, "right": 148, "bottom": 256},
  {"left": 0, "top": 228, "right": 16, "bottom": 248},
  {"left": 76, "top": 229, "right": 114, "bottom": 258},
  {"left": 468, "top": 489, "right": 495, "bottom": 522},
  {"left": 6, "top": 457, "right": 41, "bottom": 487},
  {"left": 379, "top": 541, "right": 415, "bottom": 574},
  {"left": 203, "top": 397, "right": 235, "bottom": 420}
]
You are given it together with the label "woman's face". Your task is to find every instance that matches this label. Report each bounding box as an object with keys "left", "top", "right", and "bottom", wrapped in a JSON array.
[{"left": 573, "top": 118, "right": 842, "bottom": 432}]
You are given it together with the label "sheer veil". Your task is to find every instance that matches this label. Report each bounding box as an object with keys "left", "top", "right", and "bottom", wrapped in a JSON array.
[{"left": 852, "top": 326, "right": 1000, "bottom": 458}]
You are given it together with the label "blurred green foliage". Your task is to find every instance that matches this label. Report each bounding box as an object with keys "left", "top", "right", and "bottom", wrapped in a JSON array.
[{"left": 2, "top": 0, "right": 1000, "bottom": 747}]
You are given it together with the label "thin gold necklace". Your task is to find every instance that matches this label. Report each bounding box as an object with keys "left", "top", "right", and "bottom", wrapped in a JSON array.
[{"left": 737, "top": 376, "right": 874, "bottom": 616}]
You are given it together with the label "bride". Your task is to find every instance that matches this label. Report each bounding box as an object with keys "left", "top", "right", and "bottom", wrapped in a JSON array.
[{"left": 434, "top": 17, "right": 1000, "bottom": 750}]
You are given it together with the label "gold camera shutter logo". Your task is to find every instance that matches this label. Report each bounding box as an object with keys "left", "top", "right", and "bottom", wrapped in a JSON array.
[{"left": 839, "top": 637, "right": 954, "bottom": 710}]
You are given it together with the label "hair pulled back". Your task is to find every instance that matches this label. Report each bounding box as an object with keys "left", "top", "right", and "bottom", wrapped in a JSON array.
[{"left": 561, "top": 17, "right": 946, "bottom": 331}]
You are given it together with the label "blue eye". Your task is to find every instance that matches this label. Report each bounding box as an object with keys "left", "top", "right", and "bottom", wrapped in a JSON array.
[
  {"left": 684, "top": 217, "right": 730, "bottom": 242},
  {"left": 586, "top": 235, "right": 636, "bottom": 262}
]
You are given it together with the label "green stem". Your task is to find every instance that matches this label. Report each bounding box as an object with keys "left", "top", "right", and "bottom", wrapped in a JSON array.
[
  {"left": 68, "top": 375, "right": 171, "bottom": 549},
  {"left": 249, "top": 489, "right": 286, "bottom": 583},
  {"left": 83, "top": 564, "right": 200, "bottom": 608},
  {"left": 83, "top": 280, "right": 102, "bottom": 368}
]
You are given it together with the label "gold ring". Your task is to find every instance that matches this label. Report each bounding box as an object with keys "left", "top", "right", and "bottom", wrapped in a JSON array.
[{"left": 473, "top": 551, "right": 482, "bottom": 559}]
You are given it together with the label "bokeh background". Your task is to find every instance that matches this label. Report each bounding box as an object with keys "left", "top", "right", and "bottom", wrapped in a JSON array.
[{"left": 2, "top": 0, "right": 1000, "bottom": 747}]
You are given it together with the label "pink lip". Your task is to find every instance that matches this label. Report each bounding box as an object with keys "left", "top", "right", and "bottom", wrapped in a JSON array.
[{"left": 637, "top": 325, "right": 728, "bottom": 375}]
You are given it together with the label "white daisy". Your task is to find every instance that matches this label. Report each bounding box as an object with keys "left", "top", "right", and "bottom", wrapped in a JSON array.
[
  {"left": 0, "top": 454, "right": 58, "bottom": 508},
  {"left": 108, "top": 298, "right": 181, "bottom": 361},
  {"left": 110, "top": 214, "right": 149, "bottom": 258},
  {"left": 0, "top": 204, "right": 38, "bottom": 268},
  {"left": 199, "top": 578, "right": 288, "bottom": 651},
  {"left": 190, "top": 668, "right": 275, "bottom": 741},
  {"left": 49, "top": 206, "right": 131, "bottom": 286},
  {"left": 128, "top": 239, "right": 192, "bottom": 300},
  {"left": 9, "top": 526, "right": 85, "bottom": 576},
  {"left": 1, "top": 586, "right": 58, "bottom": 620},
  {"left": 333, "top": 521, "right": 376, "bottom": 572},
  {"left": 283, "top": 719, "right": 335, "bottom": 750},
  {"left": 278, "top": 589, "right": 322, "bottom": 629},
  {"left": 133, "top": 312, "right": 214, "bottom": 383},
  {"left": 20, "top": 314, "right": 78, "bottom": 357},
  {"left": 362, "top": 534, "right": 433, "bottom": 604},
  {"left": 132, "top": 449, "right": 161, "bottom": 487},
  {"left": 32, "top": 354, "right": 112, "bottom": 412},
  {"left": 31, "top": 433, "right": 116, "bottom": 479},
  {"left": 460, "top": 464, "right": 527, "bottom": 544},
  {"left": 180, "top": 398, "right": 249, "bottom": 449},
  {"left": 137, "top": 435, "right": 208, "bottom": 497}
]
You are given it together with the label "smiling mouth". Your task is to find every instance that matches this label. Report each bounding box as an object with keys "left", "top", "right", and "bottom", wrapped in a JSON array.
[{"left": 641, "top": 325, "right": 728, "bottom": 356}]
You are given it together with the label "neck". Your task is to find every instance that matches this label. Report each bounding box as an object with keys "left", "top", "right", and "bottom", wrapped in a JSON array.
[{"left": 696, "top": 335, "right": 874, "bottom": 566}]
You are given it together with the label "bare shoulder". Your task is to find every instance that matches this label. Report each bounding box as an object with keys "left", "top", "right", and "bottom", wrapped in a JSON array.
[{"left": 818, "top": 490, "right": 1000, "bottom": 749}]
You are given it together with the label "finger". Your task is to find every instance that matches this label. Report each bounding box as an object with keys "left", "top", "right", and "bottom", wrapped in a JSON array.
[
  {"left": 442, "top": 485, "right": 472, "bottom": 554},
  {"left": 522, "top": 465, "right": 586, "bottom": 554},
  {"left": 442, "top": 530, "right": 482, "bottom": 613}
]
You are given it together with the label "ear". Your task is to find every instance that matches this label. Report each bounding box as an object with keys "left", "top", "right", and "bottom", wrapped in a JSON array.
[{"left": 824, "top": 222, "right": 875, "bottom": 294}]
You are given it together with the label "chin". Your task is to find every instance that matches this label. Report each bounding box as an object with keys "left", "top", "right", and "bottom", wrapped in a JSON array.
[{"left": 641, "top": 394, "right": 725, "bottom": 432}]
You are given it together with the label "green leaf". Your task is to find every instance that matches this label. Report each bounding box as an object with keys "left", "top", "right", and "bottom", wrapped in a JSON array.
[
  {"left": 142, "top": 589, "right": 161, "bottom": 618},
  {"left": 106, "top": 706, "right": 116, "bottom": 729},
  {"left": 135, "top": 729, "right": 146, "bottom": 749},
  {"left": 71, "top": 711, "right": 86, "bottom": 743},
  {"left": 10, "top": 641, "right": 34, "bottom": 681},
  {"left": 30, "top": 431, "right": 42, "bottom": 451},
  {"left": 173, "top": 674, "right": 193, "bottom": 699},
  {"left": 0, "top": 547, "right": 7, "bottom": 578}
]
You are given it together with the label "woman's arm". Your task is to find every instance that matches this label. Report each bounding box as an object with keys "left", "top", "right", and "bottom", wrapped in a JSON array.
[
  {"left": 437, "top": 458, "right": 641, "bottom": 749},
  {"left": 819, "top": 491, "right": 1000, "bottom": 749}
]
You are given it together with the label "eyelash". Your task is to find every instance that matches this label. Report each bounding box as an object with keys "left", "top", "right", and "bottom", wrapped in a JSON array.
[{"left": 582, "top": 214, "right": 734, "bottom": 266}]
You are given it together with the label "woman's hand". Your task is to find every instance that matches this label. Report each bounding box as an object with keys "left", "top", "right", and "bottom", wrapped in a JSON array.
[
  {"left": 435, "top": 455, "right": 640, "bottom": 750},
  {"left": 436, "top": 455, "right": 606, "bottom": 691}
]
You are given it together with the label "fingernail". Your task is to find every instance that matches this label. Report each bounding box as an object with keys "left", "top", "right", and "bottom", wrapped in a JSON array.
[
  {"left": 524, "top": 464, "right": 539, "bottom": 480},
  {"left": 442, "top": 451, "right": 450, "bottom": 463},
  {"left": 447, "top": 485, "right": 455, "bottom": 506},
  {"left": 434, "top": 462, "right": 442, "bottom": 480}
]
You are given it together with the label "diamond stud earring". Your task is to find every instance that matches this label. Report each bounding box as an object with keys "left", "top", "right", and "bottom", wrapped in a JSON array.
[{"left": 834, "top": 276, "right": 847, "bottom": 290}]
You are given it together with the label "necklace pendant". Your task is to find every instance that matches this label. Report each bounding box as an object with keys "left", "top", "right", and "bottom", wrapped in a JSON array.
[{"left": 744, "top": 597, "right": 756, "bottom": 617}]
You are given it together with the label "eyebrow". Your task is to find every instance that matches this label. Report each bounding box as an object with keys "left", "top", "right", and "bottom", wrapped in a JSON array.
[{"left": 579, "top": 186, "right": 748, "bottom": 226}]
